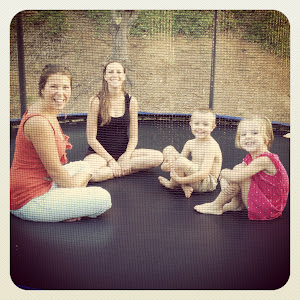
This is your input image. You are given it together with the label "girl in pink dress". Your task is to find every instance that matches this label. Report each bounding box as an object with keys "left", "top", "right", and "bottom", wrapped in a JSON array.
[{"left": 194, "top": 115, "right": 289, "bottom": 220}]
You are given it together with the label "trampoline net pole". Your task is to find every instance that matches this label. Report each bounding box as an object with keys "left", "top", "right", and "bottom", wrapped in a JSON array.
[
  {"left": 209, "top": 10, "right": 218, "bottom": 110},
  {"left": 16, "top": 12, "right": 27, "bottom": 117}
]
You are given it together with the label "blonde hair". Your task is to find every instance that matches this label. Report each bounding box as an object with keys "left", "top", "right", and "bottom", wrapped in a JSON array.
[
  {"left": 235, "top": 115, "right": 274, "bottom": 150},
  {"left": 191, "top": 108, "right": 216, "bottom": 126},
  {"left": 97, "top": 61, "right": 126, "bottom": 126}
]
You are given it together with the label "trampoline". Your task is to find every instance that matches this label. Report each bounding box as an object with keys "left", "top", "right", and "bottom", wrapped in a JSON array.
[
  {"left": 10, "top": 115, "right": 290, "bottom": 290},
  {"left": 9, "top": 10, "right": 290, "bottom": 291}
]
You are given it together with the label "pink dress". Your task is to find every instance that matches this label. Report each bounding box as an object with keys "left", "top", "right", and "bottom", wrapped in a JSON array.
[{"left": 244, "top": 152, "right": 289, "bottom": 220}]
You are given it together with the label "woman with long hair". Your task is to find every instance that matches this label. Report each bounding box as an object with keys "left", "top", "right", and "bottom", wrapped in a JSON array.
[{"left": 84, "top": 61, "right": 163, "bottom": 181}]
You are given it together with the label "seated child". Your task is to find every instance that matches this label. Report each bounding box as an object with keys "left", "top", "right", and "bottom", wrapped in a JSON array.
[
  {"left": 158, "top": 109, "right": 222, "bottom": 198},
  {"left": 194, "top": 115, "right": 289, "bottom": 220}
]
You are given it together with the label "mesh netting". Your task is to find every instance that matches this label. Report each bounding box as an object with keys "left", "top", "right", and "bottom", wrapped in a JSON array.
[{"left": 10, "top": 10, "right": 289, "bottom": 124}]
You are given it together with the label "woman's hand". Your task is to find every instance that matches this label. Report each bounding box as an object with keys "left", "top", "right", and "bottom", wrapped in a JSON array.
[
  {"left": 118, "top": 153, "right": 132, "bottom": 176},
  {"left": 108, "top": 159, "right": 122, "bottom": 177}
]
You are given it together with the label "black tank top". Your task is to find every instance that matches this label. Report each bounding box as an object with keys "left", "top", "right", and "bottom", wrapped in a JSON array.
[{"left": 87, "top": 93, "right": 131, "bottom": 160}]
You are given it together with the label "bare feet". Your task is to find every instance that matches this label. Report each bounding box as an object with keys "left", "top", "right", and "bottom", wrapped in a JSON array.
[
  {"left": 64, "top": 217, "right": 81, "bottom": 222},
  {"left": 223, "top": 201, "right": 244, "bottom": 212},
  {"left": 158, "top": 176, "right": 175, "bottom": 189},
  {"left": 161, "top": 153, "right": 177, "bottom": 172},
  {"left": 194, "top": 202, "right": 223, "bottom": 215},
  {"left": 182, "top": 185, "right": 193, "bottom": 198},
  {"left": 161, "top": 161, "right": 171, "bottom": 172}
]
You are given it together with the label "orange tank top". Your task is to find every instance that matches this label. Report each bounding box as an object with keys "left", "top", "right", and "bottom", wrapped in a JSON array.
[{"left": 10, "top": 112, "right": 72, "bottom": 210}]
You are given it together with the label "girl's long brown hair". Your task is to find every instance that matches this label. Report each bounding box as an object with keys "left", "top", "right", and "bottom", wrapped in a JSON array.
[{"left": 97, "top": 61, "right": 126, "bottom": 126}]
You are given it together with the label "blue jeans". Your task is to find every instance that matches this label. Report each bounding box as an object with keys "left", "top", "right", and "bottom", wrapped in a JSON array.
[{"left": 11, "top": 161, "right": 112, "bottom": 222}]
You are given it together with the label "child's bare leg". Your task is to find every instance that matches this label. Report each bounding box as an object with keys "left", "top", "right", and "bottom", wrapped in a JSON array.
[
  {"left": 158, "top": 176, "right": 178, "bottom": 189},
  {"left": 194, "top": 191, "right": 232, "bottom": 215},
  {"left": 222, "top": 196, "right": 245, "bottom": 212},
  {"left": 223, "top": 165, "right": 250, "bottom": 209},
  {"left": 220, "top": 178, "right": 244, "bottom": 212},
  {"left": 161, "top": 145, "right": 180, "bottom": 172},
  {"left": 182, "top": 184, "right": 193, "bottom": 198},
  {"left": 194, "top": 180, "right": 240, "bottom": 215},
  {"left": 194, "top": 176, "right": 250, "bottom": 215},
  {"left": 159, "top": 154, "right": 189, "bottom": 191},
  {"left": 223, "top": 179, "right": 250, "bottom": 211},
  {"left": 173, "top": 156, "right": 195, "bottom": 198},
  {"left": 239, "top": 178, "right": 251, "bottom": 208}
]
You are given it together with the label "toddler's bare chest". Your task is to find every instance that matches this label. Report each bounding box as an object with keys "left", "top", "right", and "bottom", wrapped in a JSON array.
[{"left": 190, "top": 146, "right": 206, "bottom": 162}]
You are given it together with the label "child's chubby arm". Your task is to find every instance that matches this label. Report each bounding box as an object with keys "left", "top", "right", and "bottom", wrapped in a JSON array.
[
  {"left": 167, "top": 140, "right": 191, "bottom": 176},
  {"left": 180, "top": 140, "right": 192, "bottom": 158},
  {"left": 220, "top": 156, "right": 274, "bottom": 183}
]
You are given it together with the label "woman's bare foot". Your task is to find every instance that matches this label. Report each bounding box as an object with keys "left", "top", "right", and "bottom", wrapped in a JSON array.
[
  {"left": 161, "top": 161, "right": 171, "bottom": 172},
  {"left": 158, "top": 176, "right": 175, "bottom": 189},
  {"left": 64, "top": 217, "right": 81, "bottom": 222},
  {"left": 182, "top": 185, "right": 193, "bottom": 198},
  {"left": 194, "top": 202, "right": 223, "bottom": 215},
  {"left": 161, "top": 153, "right": 177, "bottom": 172}
]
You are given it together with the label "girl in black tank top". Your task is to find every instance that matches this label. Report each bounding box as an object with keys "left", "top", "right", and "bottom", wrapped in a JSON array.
[
  {"left": 87, "top": 93, "right": 131, "bottom": 160},
  {"left": 84, "top": 61, "right": 163, "bottom": 182}
]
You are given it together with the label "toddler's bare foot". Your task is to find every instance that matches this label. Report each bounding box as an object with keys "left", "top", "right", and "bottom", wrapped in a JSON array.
[
  {"left": 182, "top": 185, "right": 193, "bottom": 198},
  {"left": 194, "top": 202, "right": 223, "bottom": 215},
  {"left": 161, "top": 153, "right": 177, "bottom": 172},
  {"left": 161, "top": 161, "right": 171, "bottom": 172},
  {"left": 158, "top": 176, "right": 175, "bottom": 189},
  {"left": 223, "top": 201, "right": 244, "bottom": 212}
]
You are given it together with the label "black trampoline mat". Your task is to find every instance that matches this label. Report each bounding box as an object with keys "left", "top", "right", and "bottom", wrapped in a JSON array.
[{"left": 10, "top": 119, "right": 290, "bottom": 290}]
